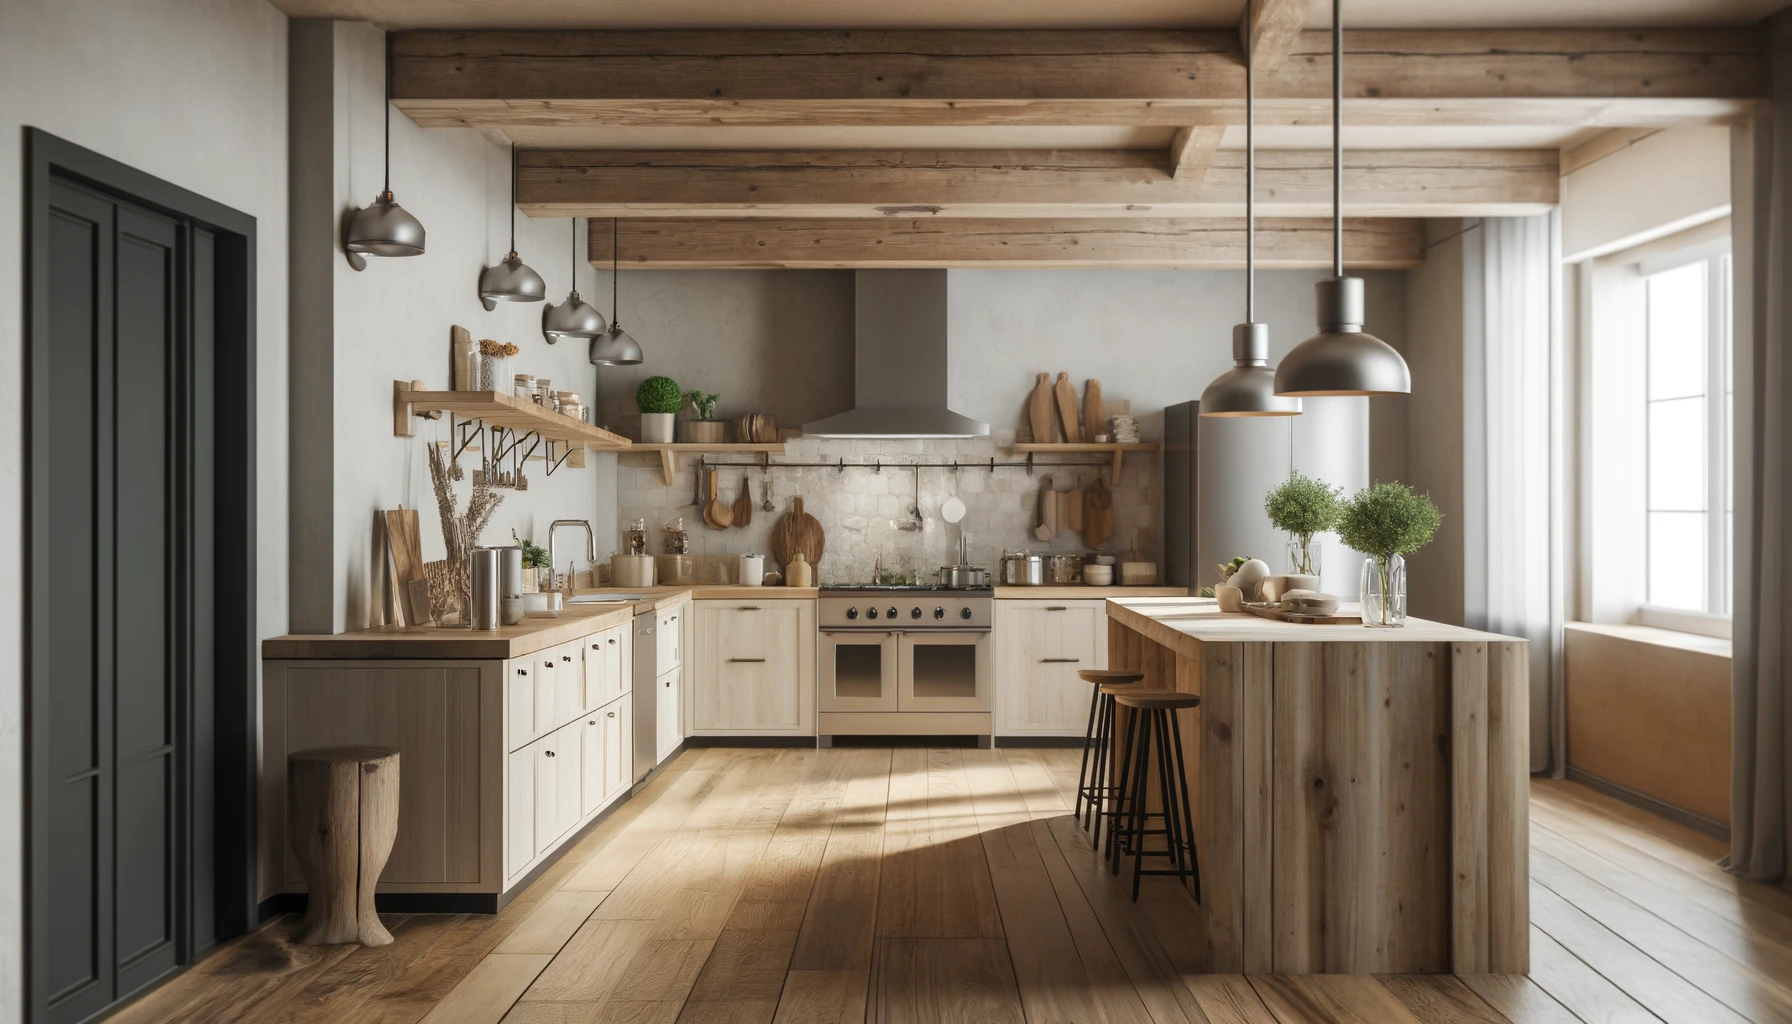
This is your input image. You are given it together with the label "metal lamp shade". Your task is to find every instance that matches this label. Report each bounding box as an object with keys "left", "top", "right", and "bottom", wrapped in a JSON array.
[
  {"left": 478, "top": 252, "right": 546, "bottom": 310},
  {"left": 542, "top": 290, "right": 606, "bottom": 343},
  {"left": 590, "top": 324, "right": 644, "bottom": 365},
  {"left": 344, "top": 191, "right": 425, "bottom": 264},
  {"left": 1202, "top": 322, "right": 1301, "bottom": 417},
  {"left": 1274, "top": 276, "right": 1411, "bottom": 397}
]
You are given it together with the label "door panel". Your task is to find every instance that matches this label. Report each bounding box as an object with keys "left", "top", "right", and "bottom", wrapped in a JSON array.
[
  {"left": 694, "top": 604, "right": 802, "bottom": 730},
  {"left": 898, "top": 633, "right": 992, "bottom": 712},
  {"left": 580, "top": 717, "right": 603, "bottom": 817},
  {"left": 818, "top": 633, "right": 898, "bottom": 712}
]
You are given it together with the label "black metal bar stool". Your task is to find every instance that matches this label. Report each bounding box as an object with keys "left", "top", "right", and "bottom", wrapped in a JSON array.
[
  {"left": 1072, "top": 669, "right": 1144, "bottom": 849},
  {"left": 1109, "top": 688, "right": 1201, "bottom": 902}
]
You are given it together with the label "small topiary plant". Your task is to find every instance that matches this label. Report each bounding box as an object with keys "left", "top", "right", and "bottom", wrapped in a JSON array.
[
  {"left": 635, "top": 375, "right": 683, "bottom": 415},
  {"left": 1265, "top": 472, "right": 1343, "bottom": 575},
  {"left": 1337, "top": 482, "right": 1442, "bottom": 625}
]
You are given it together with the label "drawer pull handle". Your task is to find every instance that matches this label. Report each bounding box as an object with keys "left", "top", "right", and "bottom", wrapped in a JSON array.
[
  {"left": 516, "top": 669, "right": 527, "bottom": 676},
  {"left": 729, "top": 657, "right": 767, "bottom": 663},
  {"left": 607, "top": 711, "right": 616, "bottom": 718},
  {"left": 545, "top": 750, "right": 556, "bottom": 758},
  {"left": 1041, "top": 657, "right": 1081, "bottom": 663},
  {"left": 589, "top": 720, "right": 596, "bottom": 725},
  {"left": 1046, "top": 606, "right": 1068, "bottom": 611},
  {"left": 737, "top": 605, "right": 762, "bottom": 611},
  {"left": 563, "top": 655, "right": 573, "bottom": 662},
  {"left": 543, "top": 661, "right": 554, "bottom": 669},
  {"left": 608, "top": 638, "right": 616, "bottom": 645}
]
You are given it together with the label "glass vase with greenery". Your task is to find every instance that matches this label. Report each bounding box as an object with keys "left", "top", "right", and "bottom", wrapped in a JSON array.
[
  {"left": 1336, "top": 482, "right": 1443, "bottom": 627},
  {"left": 1264, "top": 472, "right": 1342, "bottom": 576}
]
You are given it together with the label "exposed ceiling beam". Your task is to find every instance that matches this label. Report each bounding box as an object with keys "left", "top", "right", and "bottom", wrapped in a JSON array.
[
  {"left": 392, "top": 29, "right": 1762, "bottom": 129},
  {"left": 586, "top": 217, "right": 1423, "bottom": 269},
  {"left": 1242, "top": 0, "right": 1307, "bottom": 72},
  {"left": 1169, "top": 126, "right": 1226, "bottom": 180},
  {"left": 518, "top": 148, "right": 1557, "bottom": 219}
]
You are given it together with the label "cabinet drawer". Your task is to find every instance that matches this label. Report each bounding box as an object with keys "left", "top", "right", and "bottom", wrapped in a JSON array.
[
  {"left": 694, "top": 602, "right": 803, "bottom": 731},
  {"left": 507, "top": 660, "right": 538, "bottom": 751},
  {"left": 549, "top": 640, "right": 584, "bottom": 727},
  {"left": 657, "top": 607, "right": 683, "bottom": 670},
  {"left": 584, "top": 625, "right": 627, "bottom": 710}
]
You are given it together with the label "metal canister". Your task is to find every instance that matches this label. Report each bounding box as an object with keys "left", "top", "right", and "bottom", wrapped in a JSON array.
[
  {"left": 1000, "top": 553, "right": 1046, "bottom": 586},
  {"left": 469, "top": 547, "right": 501, "bottom": 630}
]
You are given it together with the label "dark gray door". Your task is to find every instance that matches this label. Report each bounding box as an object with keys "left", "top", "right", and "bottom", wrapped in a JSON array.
[{"left": 42, "top": 179, "right": 200, "bottom": 1023}]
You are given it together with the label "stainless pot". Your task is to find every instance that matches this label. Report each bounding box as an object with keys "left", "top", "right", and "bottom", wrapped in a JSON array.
[
  {"left": 1000, "top": 553, "right": 1046, "bottom": 586},
  {"left": 939, "top": 565, "right": 990, "bottom": 589}
]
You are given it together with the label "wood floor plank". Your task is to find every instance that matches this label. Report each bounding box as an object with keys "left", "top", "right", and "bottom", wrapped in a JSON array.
[
  {"left": 1002, "top": 748, "right": 1075, "bottom": 819},
  {"left": 496, "top": 889, "right": 612, "bottom": 955},
  {"left": 419, "top": 954, "right": 552, "bottom": 1024},
  {"left": 684, "top": 928, "right": 800, "bottom": 1006},
  {"left": 1182, "top": 976, "right": 1280, "bottom": 1024},
  {"left": 520, "top": 917, "right": 665, "bottom": 1003},
  {"left": 1374, "top": 975, "right": 1509, "bottom": 1024},
  {"left": 1531, "top": 880, "right": 1751, "bottom": 1024},
  {"left": 874, "top": 750, "right": 1004, "bottom": 939},
  {"left": 1525, "top": 926, "right": 1663, "bottom": 1024},
  {"left": 869, "top": 937, "right": 1026, "bottom": 1024},
  {"left": 1249, "top": 975, "right": 1427, "bottom": 1024},
  {"left": 773, "top": 970, "right": 870, "bottom": 1024},
  {"left": 792, "top": 750, "right": 892, "bottom": 970},
  {"left": 1457, "top": 974, "right": 1580, "bottom": 1024}
]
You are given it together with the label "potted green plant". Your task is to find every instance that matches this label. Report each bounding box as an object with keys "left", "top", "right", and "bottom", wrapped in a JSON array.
[
  {"left": 680, "top": 389, "right": 725, "bottom": 443},
  {"left": 1264, "top": 472, "right": 1342, "bottom": 577},
  {"left": 635, "top": 375, "right": 682, "bottom": 443},
  {"left": 511, "top": 529, "right": 550, "bottom": 592},
  {"left": 1335, "top": 482, "right": 1443, "bottom": 627}
]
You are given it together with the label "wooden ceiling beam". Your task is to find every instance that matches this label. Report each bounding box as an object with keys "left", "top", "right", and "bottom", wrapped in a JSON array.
[
  {"left": 392, "top": 29, "right": 1762, "bottom": 129},
  {"left": 1169, "top": 126, "right": 1226, "bottom": 180},
  {"left": 517, "top": 148, "right": 1558, "bottom": 219},
  {"left": 1243, "top": 0, "right": 1308, "bottom": 73},
  {"left": 585, "top": 217, "right": 1424, "bottom": 269}
]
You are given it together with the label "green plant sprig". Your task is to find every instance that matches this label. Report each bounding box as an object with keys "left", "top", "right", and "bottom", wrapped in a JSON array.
[
  {"left": 1336, "top": 482, "right": 1442, "bottom": 559},
  {"left": 1265, "top": 472, "right": 1343, "bottom": 539},
  {"left": 685, "top": 390, "right": 720, "bottom": 420},
  {"left": 512, "top": 529, "right": 549, "bottom": 569}
]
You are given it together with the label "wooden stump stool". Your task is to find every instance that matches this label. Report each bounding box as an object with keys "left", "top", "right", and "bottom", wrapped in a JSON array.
[{"left": 288, "top": 746, "right": 400, "bottom": 946}]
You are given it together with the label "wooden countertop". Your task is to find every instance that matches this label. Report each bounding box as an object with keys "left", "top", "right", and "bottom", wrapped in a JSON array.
[
  {"left": 994, "top": 586, "right": 1185, "bottom": 599},
  {"left": 1108, "top": 596, "right": 1520, "bottom": 659}
]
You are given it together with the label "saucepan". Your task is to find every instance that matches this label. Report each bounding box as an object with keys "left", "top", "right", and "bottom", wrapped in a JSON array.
[{"left": 939, "top": 565, "right": 990, "bottom": 588}]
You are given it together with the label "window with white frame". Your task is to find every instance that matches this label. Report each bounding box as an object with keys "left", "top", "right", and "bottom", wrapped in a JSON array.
[{"left": 1641, "top": 245, "right": 1731, "bottom": 617}]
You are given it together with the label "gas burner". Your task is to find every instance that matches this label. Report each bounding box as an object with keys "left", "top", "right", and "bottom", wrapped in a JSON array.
[{"left": 821, "top": 583, "right": 992, "bottom": 595}]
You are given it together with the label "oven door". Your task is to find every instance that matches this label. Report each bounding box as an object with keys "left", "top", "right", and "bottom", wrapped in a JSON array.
[
  {"left": 897, "top": 631, "right": 991, "bottom": 712},
  {"left": 819, "top": 630, "right": 899, "bottom": 712}
]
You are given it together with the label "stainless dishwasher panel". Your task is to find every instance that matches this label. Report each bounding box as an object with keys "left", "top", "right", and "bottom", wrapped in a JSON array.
[{"left": 631, "top": 609, "right": 661, "bottom": 782}]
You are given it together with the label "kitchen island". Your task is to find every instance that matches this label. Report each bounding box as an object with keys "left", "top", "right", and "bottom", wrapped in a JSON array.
[{"left": 1105, "top": 597, "right": 1529, "bottom": 976}]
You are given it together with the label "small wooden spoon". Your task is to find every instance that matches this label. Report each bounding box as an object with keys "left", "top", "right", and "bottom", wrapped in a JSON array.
[{"left": 705, "top": 469, "right": 733, "bottom": 529}]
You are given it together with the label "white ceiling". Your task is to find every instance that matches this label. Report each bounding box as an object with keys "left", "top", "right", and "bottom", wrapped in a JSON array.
[{"left": 272, "top": 0, "right": 1785, "bottom": 30}]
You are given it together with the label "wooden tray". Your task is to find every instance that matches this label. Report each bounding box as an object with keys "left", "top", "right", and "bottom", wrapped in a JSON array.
[{"left": 1241, "top": 602, "right": 1360, "bottom": 625}]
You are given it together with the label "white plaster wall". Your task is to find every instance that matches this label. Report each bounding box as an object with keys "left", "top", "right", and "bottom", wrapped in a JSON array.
[
  {"left": 1562, "top": 126, "right": 1731, "bottom": 262},
  {"left": 329, "top": 23, "right": 615, "bottom": 630},
  {"left": 0, "top": 0, "right": 290, "bottom": 1010}
]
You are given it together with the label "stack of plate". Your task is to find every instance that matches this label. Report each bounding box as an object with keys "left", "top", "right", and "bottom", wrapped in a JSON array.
[{"left": 1110, "top": 415, "right": 1141, "bottom": 443}]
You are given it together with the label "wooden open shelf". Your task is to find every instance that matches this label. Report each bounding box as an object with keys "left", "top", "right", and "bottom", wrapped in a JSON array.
[
  {"left": 1008, "top": 441, "right": 1158, "bottom": 484},
  {"left": 393, "top": 385, "right": 632, "bottom": 451},
  {"left": 628, "top": 442, "right": 786, "bottom": 485}
]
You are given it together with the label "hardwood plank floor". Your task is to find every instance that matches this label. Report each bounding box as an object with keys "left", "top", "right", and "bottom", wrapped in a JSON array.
[{"left": 100, "top": 750, "right": 1792, "bottom": 1024}]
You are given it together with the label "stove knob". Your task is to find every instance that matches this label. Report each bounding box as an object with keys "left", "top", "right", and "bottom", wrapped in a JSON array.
[
  {"left": 960, "top": 607, "right": 973, "bottom": 620},
  {"left": 910, "top": 606, "right": 923, "bottom": 620},
  {"left": 846, "top": 606, "right": 859, "bottom": 620},
  {"left": 934, "top": 607, "right": 946, "bottom": 620},
  {"left": 866, "top": 607, "right": 878, "bottom": 620},
  {"left": 887, "top": 607, "right": 899, "bottom": 620}
]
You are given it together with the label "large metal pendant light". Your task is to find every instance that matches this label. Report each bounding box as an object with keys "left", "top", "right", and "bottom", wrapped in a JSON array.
[
  {"left": 342, "top": 35, "right": 425, "bottom": 270},
  {"left": 1201, "top": 0, "right": 1301, "bottom": 419},
  {"left": 591, "top": 218, "right": 644, "bottom": 366},
  {"left": 542, "top": 218, "right": 606, "bottom": 343},
  {"left": 1273, "top": 0, "right": 1411, "bottom": 397},
  {"left": 478, "top": 143, "right": 547, "bottom": 309}
]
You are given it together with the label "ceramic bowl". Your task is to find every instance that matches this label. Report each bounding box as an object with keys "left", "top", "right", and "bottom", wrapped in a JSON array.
[
  {"left": 1082, "top": 564, "right": 1114, "bottom": 586},
  {"left": 1215, "top": 585, "right": 1245, "bottom": 612}
]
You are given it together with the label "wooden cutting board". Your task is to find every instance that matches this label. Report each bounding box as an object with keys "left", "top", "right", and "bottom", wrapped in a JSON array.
[
  {"left": 1054, "top": 372, "right": 1081, "bottom": 442},
  {"left": 1062, "top": 487, "right": 1084, "bottom": 531},
  {"left": 1083, "top": 379, "right": 1104, "bottom": 438},
  {"left": 1082, "top": 477, "right": 1114, "bottom": 548},
  {"left": 770, "top": 495, "right": 825, "bottom": 568},
  {"left": 383, "top": 509, "right": 424, "bottom": 625},
  {"left": 1028, "top": 373, "right": 1056, "bottom": 444},
  {"left": 732, "top": 476, "right": 753, "bottom": 528}
]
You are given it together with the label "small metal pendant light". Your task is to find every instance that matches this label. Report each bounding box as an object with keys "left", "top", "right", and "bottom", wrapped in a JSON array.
[
  {"left": 542, "top": 218, "right": 606, "bottom": 343},
  {"left": 591, "top": 218, "right": 644, "bottom": 366},
  {"left": 343, "top": 35, "right": 425, "bottom": 270},
  {"left": 1273, "top": 0, "right": 1411, "bottom": 397},
  {"left": 478, "top": 143, "right": 547, "bottom": 309},
  {"left": 1202, "top": 0, "right": 1301, "bottom": 418}
]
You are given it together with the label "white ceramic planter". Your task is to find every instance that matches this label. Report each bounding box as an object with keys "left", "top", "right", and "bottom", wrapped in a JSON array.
[{"left": 640, "top": 412, "right": 676, "bottom": 443}]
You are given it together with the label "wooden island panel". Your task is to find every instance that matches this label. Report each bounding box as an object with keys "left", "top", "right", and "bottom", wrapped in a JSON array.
[{"left": 1105, "top": 598, "right": 1528, "bottom": 975}]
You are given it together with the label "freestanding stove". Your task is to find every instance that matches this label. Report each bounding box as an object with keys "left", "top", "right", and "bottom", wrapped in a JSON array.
[{"left": 816, "top": 584, "right": 994, "bottom": 743}]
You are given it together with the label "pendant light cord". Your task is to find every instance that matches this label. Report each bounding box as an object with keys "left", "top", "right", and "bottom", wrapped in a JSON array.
[
  {"left": 570, "top": 217, "right": 579, "bottom": 294},
  {"left": 509, "top": 142, "right": 517, "bottom": 253},
  {"left": 1245, "top": 0, "right": 1256, "bottom": 323},
  {"left": 612, "top": 218, "right": 620, "bottom": 320},
  {"left": 383, "top": 34, "right": 392, "bottom": 196},
  {"left": 1332, "top": 0, "right": 1343, "bottom": 278}
]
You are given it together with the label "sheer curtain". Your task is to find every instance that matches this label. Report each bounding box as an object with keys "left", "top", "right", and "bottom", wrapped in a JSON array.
[{"left": 1469, "top": 214, "right": 1566, "bottom": 775}]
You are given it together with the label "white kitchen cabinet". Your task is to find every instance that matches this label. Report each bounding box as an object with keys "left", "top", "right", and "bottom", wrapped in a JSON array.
[
  {"left": 603, "top": 696, "right": 630, "bottom": 800},
  {"left": 549, "top": 640, "right": 584, "bottom": 727},
  {"left": 507, "top": 659, "right": 538, "bottom": 751},
  {"left": 655, "top": 667, "right": 682, "bottom": 764},
  {"left": 657, "top": 604, "right": 684, "bottom": 672},
  {"left": 506, "top": 741, "right": 537, "bottom": 878},
  {"left": 583, "top": 624, "right": 627, "bottom": 710},
  {"left": 994, "top": 600, "right": 1108, "bottom": 736},
  {"left": 532, "top": 730, "right": 563, "bottom": 853},
  {"left": 578, "top": 695, "right": 632, "bottom": 817},
  {"left": 690, "top": 600, "right": 815, "bottom": 735}
]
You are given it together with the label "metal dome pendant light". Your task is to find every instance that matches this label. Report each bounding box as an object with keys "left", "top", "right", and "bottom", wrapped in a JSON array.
[
  {"left": 591, "top": 218, "right": 644, "bottom": 366},
  {"left": 542, "top": 218, "right": 606, "bottom": 343},
  {"left": 1201, "top": 0, "right": 1301, "bottom": 419},
  {"left": 1273, "top": 0, "right": 1411, "bottom": 397},
  {"left": 478, "top": 142, "right": 547, "bottom": 309},
  {"left": 343, "top": 35, "right": 426, "bottom": 270}
]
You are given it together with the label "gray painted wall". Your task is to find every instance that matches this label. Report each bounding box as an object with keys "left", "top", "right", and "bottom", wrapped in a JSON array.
[{"left": 0, "top": 0, "right": 292, "bottom": 1008}]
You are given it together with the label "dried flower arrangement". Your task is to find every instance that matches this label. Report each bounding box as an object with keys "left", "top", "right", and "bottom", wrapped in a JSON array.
[
  {"left": 479, "top": 338, "right": 521, "bottom": 357},
  {"left": 427, "top": 439, "right": 502, "bottom": 625}
]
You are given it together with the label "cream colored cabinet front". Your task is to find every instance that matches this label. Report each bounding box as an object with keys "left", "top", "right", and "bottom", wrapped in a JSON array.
[
  {"left": 657, "top": 604, "right": 684, "bottom": 671},
  {"left": 583, "top": 625, "right": 628, "bottom": 710},
  {"left": 994, "top": 600, "right": 1107, "bottom": 736},
  {"left": 506, "top": 741, "right": 538, "bottom": 878},
  {"left": 655, "top": 667, "right": 681, "bottom": 763},
  {"left": 690, "top": 600, "right": 815, "bottom": 735},
  {"left": 579, "top": 695, "right": 632, "bottom": 817},
  {"left": 602, "top": 696, "right": 630, "bottom": 802}
]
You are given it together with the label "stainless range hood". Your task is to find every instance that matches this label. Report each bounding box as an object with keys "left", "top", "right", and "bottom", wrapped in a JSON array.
[{"left": 803, "top": 270, "right": 990, "bottom": 439}]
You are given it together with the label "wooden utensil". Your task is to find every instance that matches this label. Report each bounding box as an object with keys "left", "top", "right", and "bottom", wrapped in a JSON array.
[
  {"left": 732, "top": 476, "right": 754, "bottom": 528},
  {"left": 1083, "top": 379, "right": 1104, "bottom": 438},
  {"left": 1083, "top": 476, "right": 1115, "bottom": 548},
  {"left": 1063, "top": 487, "right": 1084, "bottom": 532},
  {"left": 704, "top": 469, "right": 733, "bottom": 529},
  {"left": 1028, "top": 372, "right": 1056, "bottom": 444},
  {"left": 1034, "top": 474, "right": 1054, "bottom": 541},
  {"left": 383, "top": 509, "right": 423, "bottom": 626},
  {"left": 1054, "top": 372, "right": 1081, "bottom": 443},
  {"left": 770, "top": 496, "right": 826, "bottom": 568}
]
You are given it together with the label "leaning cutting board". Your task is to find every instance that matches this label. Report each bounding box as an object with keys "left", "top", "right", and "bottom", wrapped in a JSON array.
[
  {"left": 383, "top": 509, "right": 424, "bottom": 626},
  {"left": 770, "top": 496, "right": 825, "bottom": 569},
  {"left": 1028, "top": 373, "right": 1057, "bottom": 444},
  {"left": 1054, "top": 372, "right": 1081, "bottom": 442},
  {"left": 1083, "top": 379, "right": 1104, "bottom": 438},
  {"left": 1082, "top": 477, "right": 1115, "bottom": 548}
]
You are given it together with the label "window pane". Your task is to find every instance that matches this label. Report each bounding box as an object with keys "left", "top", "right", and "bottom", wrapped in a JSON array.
[
  {"left": 1648, "top": 396, "right": 1706, "bottom": 511},
  {"left": 1647, "top": 262, "right": 1706, "bottom": 400},
  {"left": 1648, "top": 511, "right": 1707, "bottom": 609}
]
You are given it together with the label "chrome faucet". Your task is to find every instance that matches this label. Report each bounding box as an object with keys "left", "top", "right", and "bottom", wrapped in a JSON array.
[{"left": 548, "top": 519, "right": 595, "bottom": 593}]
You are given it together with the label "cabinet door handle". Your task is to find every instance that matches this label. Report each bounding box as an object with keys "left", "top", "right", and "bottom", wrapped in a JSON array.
[
  {"left": 592, "top": 643, "right": 601, "bottom": 650},
  {"left": 607, "top": 711, "right": 616, "bottom": 718},
  {"left": 737, "top": 605, "right": 761, "bottom": 611},
  {"left": 588, "top": 720, "right": 596, "bottom": 725},
  {"left": 562, "top": 655, "right": 573, "bottom": 662},
  {"left": 543, "top": 661, "right": 554, "bottom": 669},
  {"left": 545, "top": 750, "right": 556, "bottom": 758},
  {"left": 1046, "top": 606, "right": 1068, "bottom": 611},
  {"left": 516, "top": 669, "right": 528, "bottom": 676},
  {"left": 1041, "top": 657, "right": 1081, "bottom": 663},
  {"left": 729, "top": 657, "right": 766, "bottom": 663},
  {"left": 664, "top": 680, "right": 671, "bottom": 687},
  {"left": 608, "top": 638, "right": 616, "bottom": 645}
]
